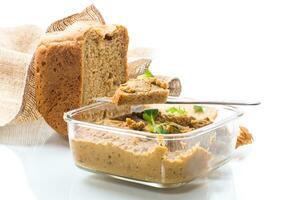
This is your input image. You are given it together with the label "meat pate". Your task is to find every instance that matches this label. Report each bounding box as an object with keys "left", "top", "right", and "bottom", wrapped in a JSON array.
[{"left": 70, "top": 105, "right": 217, "bottom": 184}]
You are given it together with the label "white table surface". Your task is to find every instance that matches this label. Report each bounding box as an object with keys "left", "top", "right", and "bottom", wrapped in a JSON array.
[{"left": 1, "top": 0, "right": 300, "bottom": 199}]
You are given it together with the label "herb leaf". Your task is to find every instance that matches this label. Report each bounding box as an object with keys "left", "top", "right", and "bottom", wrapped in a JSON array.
[
  {"left": 166, "top": 106, "right": 187, "bottom": 116},
  {"left": 143, "top": 69, "right": 154, "bottom": 78},
  {"left": 146, "top": 124, "right": 154, "bottom": 132},
  {"left": 154, "top": 125, "right": 169, "bottom": 134},
  {"left": 143, "top": 109, "right": 168, "bottom": 134},
  {"left": 193, "top": 105, "right": 204, "bottom": 113},
  {"left": 143, "top": 109, "right": 159, "bottom": 124}
]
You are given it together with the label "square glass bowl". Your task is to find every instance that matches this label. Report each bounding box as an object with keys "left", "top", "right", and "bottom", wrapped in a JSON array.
[{"left": 64, "top": 101, "right": 243, "bottom": 188}]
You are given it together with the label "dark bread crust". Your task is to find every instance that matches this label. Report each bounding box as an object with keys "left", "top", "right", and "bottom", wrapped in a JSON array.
[
  {"left": 122, "top": 26, "right": 129, "bottom": 83},
  {"left": 35, "top": 42, "right": 82, "bottom": 135}
]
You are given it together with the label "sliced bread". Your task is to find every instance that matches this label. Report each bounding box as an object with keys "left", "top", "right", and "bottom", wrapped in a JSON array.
[
  {"left": 112, "top": 77, "right": 169, "bottom": 106},
  {"left": 35, "top": 21, "right": 129, "bottom": 136}
]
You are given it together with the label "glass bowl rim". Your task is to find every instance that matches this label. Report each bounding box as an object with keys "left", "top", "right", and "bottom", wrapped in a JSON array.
[{"left": 64, "top": 101, "right": 243, "bottom": 140}]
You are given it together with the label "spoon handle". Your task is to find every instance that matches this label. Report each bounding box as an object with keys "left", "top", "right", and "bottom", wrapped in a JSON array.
[{"left": 166, "top": 97, "right": 261, "bottom": 106}]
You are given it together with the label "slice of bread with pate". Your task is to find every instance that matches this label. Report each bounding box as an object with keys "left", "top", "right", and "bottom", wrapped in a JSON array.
[{"left": 112, "top": 76, "right": 169, "bottom": 106}]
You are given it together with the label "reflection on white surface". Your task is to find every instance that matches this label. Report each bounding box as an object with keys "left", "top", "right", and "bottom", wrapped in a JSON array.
[
  {"left": 4, "top": 133, "right": 237, "bottom": 200},
  {"left": 69, "top": 168, "right": 236, "bottom": 200},
  {"left": 0, "top": 146, "right": 37, "bottom": 200}
]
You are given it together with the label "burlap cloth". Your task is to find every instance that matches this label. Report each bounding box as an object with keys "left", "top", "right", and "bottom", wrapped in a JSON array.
[{"left": 0, "top": 5, "right": 181, "bottom": 145}]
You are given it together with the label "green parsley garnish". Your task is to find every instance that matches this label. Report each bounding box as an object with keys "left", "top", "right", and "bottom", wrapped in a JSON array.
[
  {"left": 166, "top": 106, "right": 187, "bottom": 116},
  {"left": 143, "top": 69, "right": 154, "bottom": 78},
  {"left": 143, "top": 109, "right": 159, "bottom": 124},
  {"left": 143, "top": 109, "right": 168, "bottom": 134},
  {"left": 193, "top": 105, "right": 204, "bottom": 113},
  {"left": 154, "top": 124, "right": 169, "bottom": 134}
]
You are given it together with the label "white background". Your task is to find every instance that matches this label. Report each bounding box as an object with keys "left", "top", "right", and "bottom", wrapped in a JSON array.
[{"left": 1, "top": 0, "right": 300, "bottom": 199}]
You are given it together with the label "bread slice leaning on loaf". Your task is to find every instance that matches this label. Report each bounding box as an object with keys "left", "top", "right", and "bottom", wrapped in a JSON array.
[
  {"left": 112, "top": 77, "right": 169, "bottom": 106},
  {"left": 35, "top": 21, "right": 129, "bottom": 136}
]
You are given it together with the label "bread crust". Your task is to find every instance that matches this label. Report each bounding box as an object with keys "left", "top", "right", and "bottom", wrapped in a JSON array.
[
  {"left": 35, "top": 41, "right": 83, "bottom": 135},
  {"left": 121, "top": 26, "right": 129, "bottom": 82}
]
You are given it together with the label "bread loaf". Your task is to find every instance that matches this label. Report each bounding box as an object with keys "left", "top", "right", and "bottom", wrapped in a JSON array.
[{"left": 35, "top": 21, "right": 129, "bottom": 136}]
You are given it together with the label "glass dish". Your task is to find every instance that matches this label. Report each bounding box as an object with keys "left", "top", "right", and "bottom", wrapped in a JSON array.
[{"left": 64, "top": 100, "right": 243, "bottom": 188}]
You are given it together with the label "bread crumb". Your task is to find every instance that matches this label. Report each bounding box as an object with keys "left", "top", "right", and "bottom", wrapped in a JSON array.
[
  {"left": 125, "top": 118, "right": 146, "bottom": 131},
  {"left": 236, "top": 126, "right": 253, "bottom": 148}
]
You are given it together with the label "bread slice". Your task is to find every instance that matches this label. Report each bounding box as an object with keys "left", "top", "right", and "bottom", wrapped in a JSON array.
[
  {"left": 35, "top": 21, "right": 129, "bottom": 136},
  {"left": 112, "top": 77, "right": 169, "bottom": 106}
]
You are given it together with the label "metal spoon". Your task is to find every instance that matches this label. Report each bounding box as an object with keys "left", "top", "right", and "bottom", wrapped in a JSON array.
[
  {"left": 166, "top": 97, "right": 261, "bottom": 106},
  {"left": 96, "top": 97, "right": 261, "bottom": 106}
]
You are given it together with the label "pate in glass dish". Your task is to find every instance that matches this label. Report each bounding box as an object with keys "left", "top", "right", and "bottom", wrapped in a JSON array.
[{"left": 64, "top": 100, "right": 242, "bottom": 188}]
